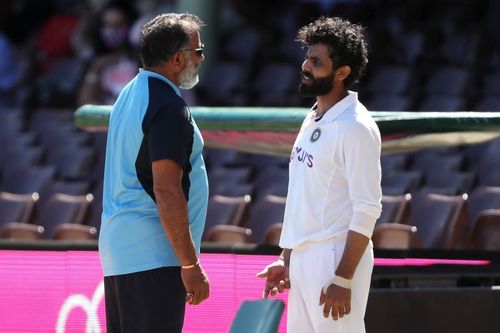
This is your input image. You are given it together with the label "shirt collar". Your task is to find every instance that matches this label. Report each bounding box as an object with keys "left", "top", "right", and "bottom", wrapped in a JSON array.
[
  {"left": 313, "top": 90, "right": 358, "bottom": 123},
  {"left": 139, "top": 68, "right": 182, "bottom": 97}
]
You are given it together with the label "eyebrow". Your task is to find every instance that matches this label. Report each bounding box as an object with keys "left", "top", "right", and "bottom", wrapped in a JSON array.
[{"left": 307, "top": 55, "right": 323, "bottom": 64}]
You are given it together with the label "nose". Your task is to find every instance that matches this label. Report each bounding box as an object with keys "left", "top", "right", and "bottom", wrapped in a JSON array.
[{"left": 301, "top": 59, "right": 310, "bottom": 72}]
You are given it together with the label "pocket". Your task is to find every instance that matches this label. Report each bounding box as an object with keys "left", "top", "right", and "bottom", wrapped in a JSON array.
[
  {"left": 331, "top": 238, "right": 346, "bottom": 271},
  {"left": 316, "top": 245, "right": 336, "bottom": 293}
]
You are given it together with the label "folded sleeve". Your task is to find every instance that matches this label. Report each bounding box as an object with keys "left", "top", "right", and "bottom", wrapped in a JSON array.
[{"left": 342, "top": 121, "right": 383, "bottom": 238}]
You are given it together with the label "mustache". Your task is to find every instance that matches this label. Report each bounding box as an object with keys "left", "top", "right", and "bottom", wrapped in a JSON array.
[{"left": 302, "top": 71, "right": 314, "bottom": 80}]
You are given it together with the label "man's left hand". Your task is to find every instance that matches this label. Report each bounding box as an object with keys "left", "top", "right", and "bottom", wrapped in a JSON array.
[{"left": 319, "top": 284, "right": 351, "bottom": 321}]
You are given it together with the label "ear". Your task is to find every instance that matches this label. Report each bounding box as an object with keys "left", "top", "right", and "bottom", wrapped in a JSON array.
[
  {"left": 170, "top": 51, "right": 186, "bottom": 71},
  {"left": 336, "top": 65, "right": 351, "bottom": 82}
]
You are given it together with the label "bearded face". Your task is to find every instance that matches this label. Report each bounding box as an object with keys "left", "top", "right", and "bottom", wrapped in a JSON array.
[
  {"left": 298, "top": 70, "right": 335, "bottom": 97},
  {"left": 178, "top": 53, "right": 200, "bottom": 90}
]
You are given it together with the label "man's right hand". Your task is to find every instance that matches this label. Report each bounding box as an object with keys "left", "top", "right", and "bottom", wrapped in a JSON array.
[
  {"left": 256, "top": 260, "right": 290, "bottom": 298},
  {"left": 181, "top": 263, "right": 210, "bottom": 305}
]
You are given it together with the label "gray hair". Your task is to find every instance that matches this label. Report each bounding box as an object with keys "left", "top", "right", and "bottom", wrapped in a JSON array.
[{"left": 139, "top": 13, "right": 204, "bottom": 67}]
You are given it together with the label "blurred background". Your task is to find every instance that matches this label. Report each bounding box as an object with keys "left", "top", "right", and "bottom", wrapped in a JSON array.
[{"left": 0, "top": 0, "right": 499, "bottom": 252}]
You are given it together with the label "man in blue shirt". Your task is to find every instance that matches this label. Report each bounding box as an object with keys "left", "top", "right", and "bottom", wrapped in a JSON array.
[{"left": 99, "top": 13, "right": 209, "bottom": 333}]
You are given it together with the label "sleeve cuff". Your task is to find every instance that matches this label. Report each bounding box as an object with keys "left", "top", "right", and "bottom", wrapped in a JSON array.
[{"left": 349, "top": 210, "right": 378, "bottom": 238}]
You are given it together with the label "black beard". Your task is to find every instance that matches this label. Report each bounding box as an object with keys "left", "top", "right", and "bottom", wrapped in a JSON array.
[{"left": 299, "top": 72, "right": 335, "bottom": 97}]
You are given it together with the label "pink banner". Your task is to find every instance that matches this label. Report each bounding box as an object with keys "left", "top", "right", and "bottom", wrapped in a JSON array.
[
  {"left": 0, "top": 250, "right": 489, "bottom": 332},
  {"left": 0, "top": 251, "right": 288, "bottom": 333}
]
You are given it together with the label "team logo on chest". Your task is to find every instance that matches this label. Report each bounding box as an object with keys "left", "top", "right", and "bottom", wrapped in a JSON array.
[{"left": 311, "top": 128, "right": 321, "bottom": 142}]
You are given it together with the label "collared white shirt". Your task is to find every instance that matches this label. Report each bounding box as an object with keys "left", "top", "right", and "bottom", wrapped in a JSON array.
[{"left": 279, "top": 91, "right": 382, "bottom": 249}]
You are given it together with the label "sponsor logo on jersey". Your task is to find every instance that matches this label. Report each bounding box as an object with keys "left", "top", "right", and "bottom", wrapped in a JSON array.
[{"left": 290, "top": 146, "right": 314, "bottom": 168}]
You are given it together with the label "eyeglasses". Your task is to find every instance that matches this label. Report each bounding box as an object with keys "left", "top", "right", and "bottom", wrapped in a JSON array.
[{"left": 181, "top": 44, "right": 204, "bottom": 56}]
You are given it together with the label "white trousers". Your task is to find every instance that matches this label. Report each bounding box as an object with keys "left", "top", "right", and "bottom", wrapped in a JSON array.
[{"left": 287, "top": 238, "right": 373, "bottom": 333}]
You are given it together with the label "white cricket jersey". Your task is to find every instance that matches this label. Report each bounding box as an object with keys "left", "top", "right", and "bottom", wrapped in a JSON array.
[{"left": 279, "top": 91, "right": 382, "bottom": 249}]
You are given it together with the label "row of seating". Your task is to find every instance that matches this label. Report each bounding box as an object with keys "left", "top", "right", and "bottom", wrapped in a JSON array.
[
  {"left": 372, "top": 209, "right": 500, "bottom": 251},
  {"left": 188, "top": 0, "right": 500, "bottom": 110},
  {"left": 0, "top": 108, "right": 104, "bottom": 240},
  {"left": 362, "top": 65, "right": 500, "bottom": 112},
  {"left": 0, "top": 192, "right": 96, "bottom": 240},
  {"left": 1, "top": 108, "right": 499, "bottom": 249},
  {"left": 206, "top": 137, "right": 500, "bottom": 192},
  {"left": 197, "top": 59, "right": 500, "bottom": 111},
  {"left": 201, "top": 186, "right": 500, "bottom": 250},
  {"left": 1, "top": 182, "right": 498, "bottom": 250}
]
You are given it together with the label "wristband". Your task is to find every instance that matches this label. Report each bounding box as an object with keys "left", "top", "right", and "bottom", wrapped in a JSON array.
[
  {"left": 181, "top": 260, "right": 199, "bottom": 269},
  {"left": 322, "top": 274, "right": 352, "bottom": 293}
]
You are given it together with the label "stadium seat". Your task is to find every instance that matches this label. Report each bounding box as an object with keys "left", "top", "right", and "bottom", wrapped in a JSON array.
[
  {"left": 474, "top": 95, "right": 500, "bottom": 112},
  {"left": 34, "top": 193, "right": 93, "bottom": 238},
  {"left": 481, "top": 70, "right": 500, "bottom": 96},
  {"left": 467, "top": 186, "right": 500, "bottom": 234},
  {"left": 365, "top": 95, "right": 411, "bottom": 112},
  {"left": 381, "top": 154, "right": 408, "bottom": 174},
  {"left": 277, "top": 30, "right": 306, "bottom": 63},
  {"left": 35, "top": 58, "right": 87, "bottom": 107},
  {"left": 246, "top": 154, "right": 288, "bottom": 171},
  {"left": 244, "top": 194, "right": 286, "bottom": 243},
  {"left": 410, "top": 154, "right": 463, "bottom": 181},
  {"left": 397, "top": 31, "right": 424, "bottom": 65},
  {"left": 36, "top": 126, "right": 90, "bottom": 151},
  {"left": 253, "top": 63, "right": 297, "bottom": 95},
  {"left": 224, "top": 27, "right": 262, "bottom": 63},
  {"left": 366, "top": 65, "right": 411, "bottom": 96},
  {"left": 482, "top": 137, "right": 500, "bottom": 157},
  {"left": 85, "top": 183, "right": 102, "bottom": 232},
  {"left": 0, "top": 165, "right": 56, "bottom": 195},
  {"left": 0, "top": 222, "right": 44, "bottom": 240},
  {"left": 39, "top": 180, "right": 90, "bottom": 198},
  {"left": 259, "top": 183, "right": 288, "bottom": 198},
  {"left": 382, "top": 170, "right": 423, "bottom": 194},
  {"left": 203, "top": 194, "right": 252, "bottom": 240},
  {"left": 262, "top": 223, "right": 283, "bottom": 246},
  {"left": 470, "top": 209, "right": 500, "bottom": 250},
  {"left": 436, "top": 32, "right": 479, "bottom": 66},
  {"left": 253, "top": 63, "right": 298, "bottom": 106},
  {"left": 208, "top": 166, "right": 253, "bottom": 189},
  {"left": 252, "top": 167, "right": 289, "bottom": 199},
  {"left": 205, "top": 148, "right": 243, "bottom": 169},
  {"left": 378, "top": 194, "right": 411, "bottom": 224},
  {"left": 87, "top": 132, "right": 107, "bottom": 183},
  {"left": 0, "top": 131, "right": 37, "bottom": 148},
  {"left": 229, "top": 299, "right": 285, "bottom": 333},
  {"left": 205, "top": 225, "right": 253, "bottom": 244},
  {"left": 0, "top": 146, "right": 45, "bottom": 170},
  {"left": 406, "top": 193, "right": 468, "bottom": 249},
  {"left": 382, "top": 185, "right": 410, "bottom": 196},
  {"left": 0, "top": 108, "right": 25, "bottom": 135},
  {"left": 0, "top": 192, "right": 38, "bottom": 228},
  {"left": 372, "top": 223, "right": 419, "bottom": 249},
  {"left": 196, "top": 62, "right": 247, "bottom": 105},
  {"left": 47, "top": 147, "right": 95, "bottom": 180},
  {"left": 52, "top": 223, "right": 97, "bottom": 240},
  {"left": 424, "top": 171, "right": 475, "bottom": 195},
  {"left": 417, "top": 95, "right": 466, "bottom": 112},
  {"left": 476, "top": 156, "right": 500, "bottom": 186},
  {"left": 211, "top": 183, "right": 255, "bottom": 198},
  {"left": 423, "top": 66, "right": 470, "bottom": 96},
  {"left": 415, "top": 186, "right": 461, "bottom": 196}
]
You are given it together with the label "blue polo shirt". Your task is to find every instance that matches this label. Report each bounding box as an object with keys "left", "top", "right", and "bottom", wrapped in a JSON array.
[{"left": 99, "top": 69, "right": 208, "bottom": 276}]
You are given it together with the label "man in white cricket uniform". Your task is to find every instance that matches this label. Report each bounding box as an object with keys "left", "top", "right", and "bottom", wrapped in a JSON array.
[{"left": 258, "top": 17, "right": 382, "bottom": 333}]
